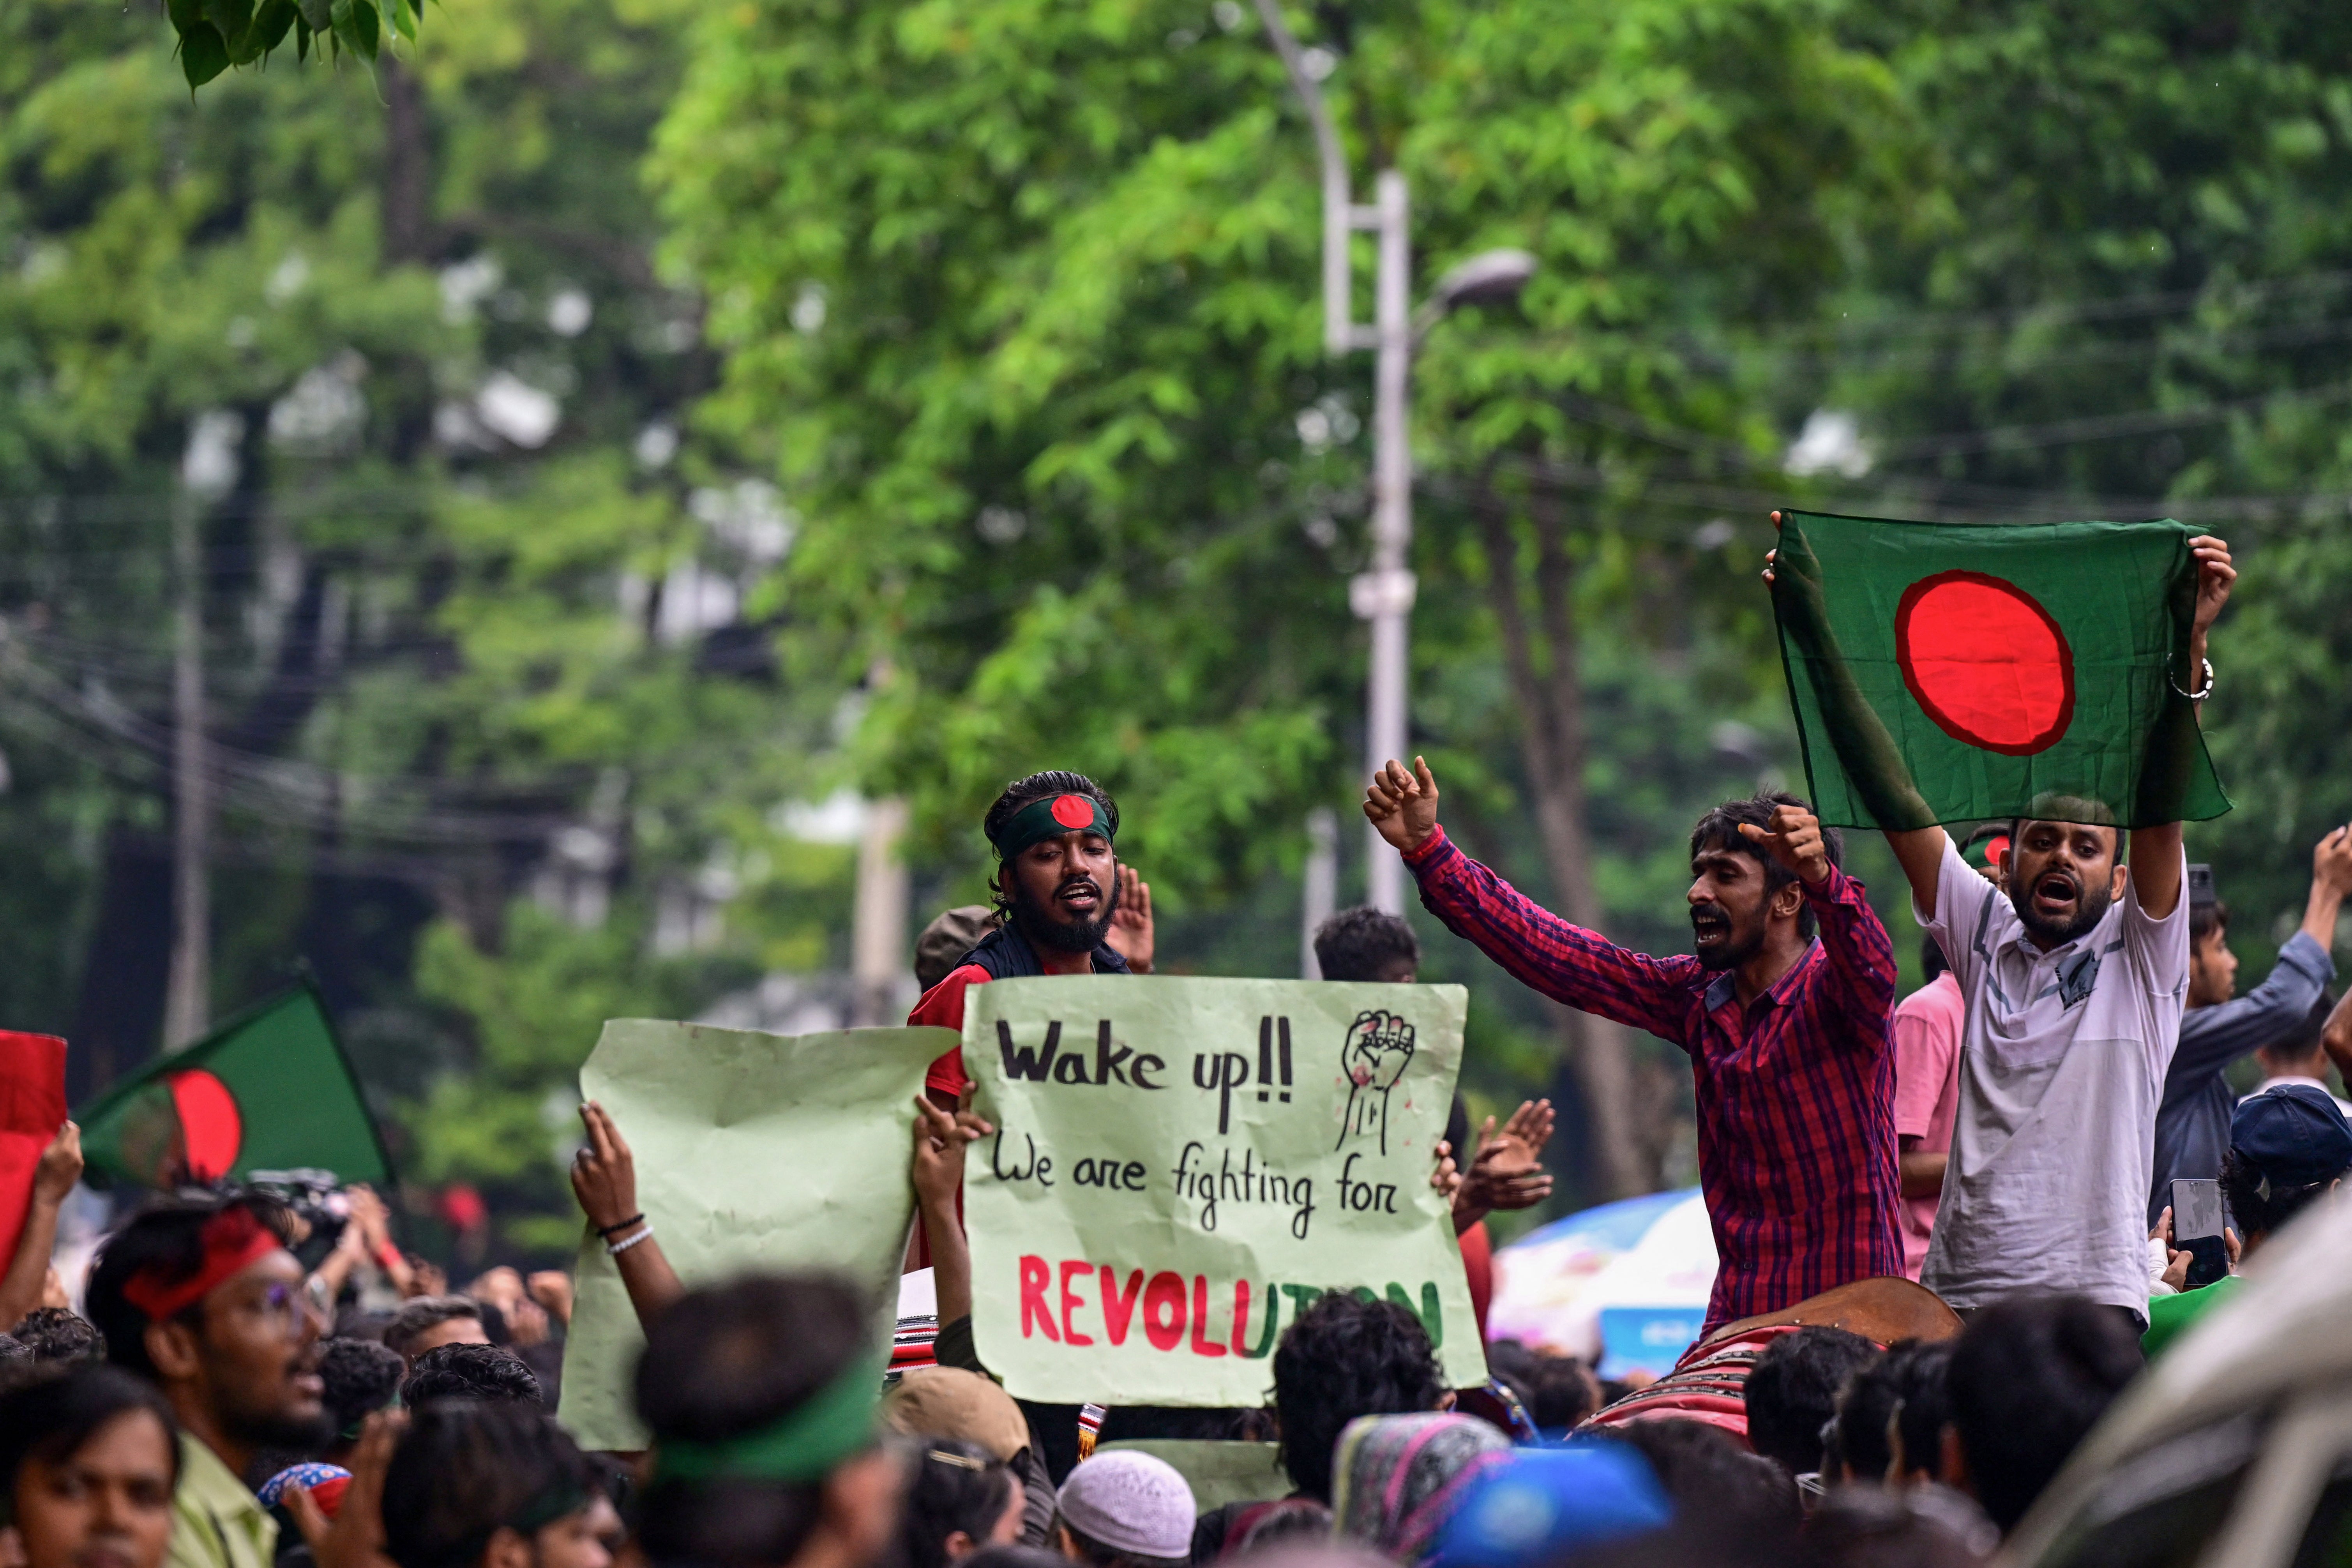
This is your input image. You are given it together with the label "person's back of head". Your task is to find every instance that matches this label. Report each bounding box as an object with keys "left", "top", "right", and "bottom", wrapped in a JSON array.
[
  {"left": 385, "top": 1295, "right": 486, "bottom": 1363},
  {"left": 1945, "top": 1296, "right": 2141, "bottom": 1533},
  {"left": 2255, "top": 990, "right": 2336, "bottom": 1079},
  {"left": 402, "top": 1342, "right": 544, "bottom": 1407},
  {"left": 1831, "top": 1341, "right": 1952, "bottom": 1485},
  {"left": 1053, "top": 1449, "right": 1195, "bottom": 1568},
  {"left": 1314, "top": 908, "right": 1421, "bottom": 984},
  {"left": 1743, "top": 1327, "right": 1878, "bottom": 1476},
  {"left": 12, "top": 1308, "right": 104, "bottom": 1365},
  {"left": 636, "top": 1273, "right": 896, "bottom": 1568},
  {"left": 1602, "top": 1419, "right": 1800, "bottom": 1539},
  {"left": 381, "top": 1399, "right": 599, "bottom": 1568},
  {"left": 896, "top": 1436, "right": 1021, "bottom": 1568},
  {"left": 1802, "top": 1484, "right": 1997, "bottom": 1568},
  {"left": 320, "top": 1337, "right": 407, "bottom": 1439},
  {"left": 1271, "top": 1291, "right": 1448, "bottom": 1501}
]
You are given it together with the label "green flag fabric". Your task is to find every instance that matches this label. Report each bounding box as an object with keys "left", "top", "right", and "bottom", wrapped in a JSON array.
[
  {"left": 1771, "top": 510, "right": 2230, "bottom": 830},
  {"left": 74, "top": 985, "right": 389, "bottom": 1190},
  {"left": 556, "top": 1019, "right": 952, "bottom": 1451},
  {"left": 963, "top": 976, "right": 1486, "bottom": 1406}
]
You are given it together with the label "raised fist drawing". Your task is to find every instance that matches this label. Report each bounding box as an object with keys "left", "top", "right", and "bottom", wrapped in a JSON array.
[{"left": 1338, "top": 1009, "right": 1416, "bottom": 1154}]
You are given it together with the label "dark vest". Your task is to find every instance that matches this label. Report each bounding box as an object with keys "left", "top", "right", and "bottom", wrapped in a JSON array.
[{"left": 955, "top": 922, "right": 1132, "bottom": 981}]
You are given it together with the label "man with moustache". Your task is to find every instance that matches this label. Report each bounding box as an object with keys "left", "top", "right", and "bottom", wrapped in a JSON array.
[
  {"left": 1363, "top": 760, "right": 1899, "bottom": 1335},
  {"left": 82, "top": 1194, "right": 329, "bottom": 1568},
  {"left": 1846, "top": 532, "right": 2238, "bottom": 1322},
  {"left": 909, "top": 770, "right": 1153, "bottom": 1105}
]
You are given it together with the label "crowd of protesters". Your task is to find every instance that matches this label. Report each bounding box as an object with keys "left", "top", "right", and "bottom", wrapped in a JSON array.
[{"left": 5, "top": 524, "right": 2352, "bottom": 1568}]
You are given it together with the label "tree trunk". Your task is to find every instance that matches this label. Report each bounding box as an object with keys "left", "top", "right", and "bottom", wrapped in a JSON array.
[
  {"left": 382, "top": 57, "right": 433, "bottom": 265},
  {"left": 1474, "top": 484, "right": 1665, "bottom": 1199}
]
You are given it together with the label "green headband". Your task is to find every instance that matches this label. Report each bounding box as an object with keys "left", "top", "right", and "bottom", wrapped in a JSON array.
[
  {"left": 653, "top": 1358, "right": 881, "bottom": 1485},
  {"left": 990, "top": 792, "right": 1114, "bottom": 859}
]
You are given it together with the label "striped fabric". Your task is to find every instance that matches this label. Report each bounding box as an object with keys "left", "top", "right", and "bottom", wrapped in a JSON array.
[
  {"left": 1404, "top": 826, "right": 1902, "bottom": 1334},
  {"left": 889, "top": 1315, "right": 939, "bottom": 1382}
]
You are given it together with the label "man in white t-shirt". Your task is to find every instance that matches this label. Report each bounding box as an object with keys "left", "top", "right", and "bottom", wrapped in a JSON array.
[
  {"left": 2241, "top": 989, "right": 2352, "bottom": 1119},
  {"left": 1865, "top": 535, "right": 2238, "bottom": 1321}
]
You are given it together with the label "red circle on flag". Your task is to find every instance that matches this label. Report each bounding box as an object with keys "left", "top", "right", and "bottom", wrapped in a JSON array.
[
  {"left": 1895, "top": 572, "right": 2075, "bottom": 756},
  {"left": 166, "top": 1069, "right": 243, "bottom": 1182},
  {"left": 1050, "top": 794, "right": 1094, "bottom": 830}
]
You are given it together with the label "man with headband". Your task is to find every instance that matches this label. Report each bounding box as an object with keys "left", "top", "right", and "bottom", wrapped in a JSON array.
[
  {"left": 83, "top": 1193, "right": 328, "bottom": 1568},
  {"left": 909, "top": 769, "right": 1153, "bottom": 1105}
]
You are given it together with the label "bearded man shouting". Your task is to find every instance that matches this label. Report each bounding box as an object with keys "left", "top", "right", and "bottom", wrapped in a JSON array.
[{"left": 1365, "top": 758, "right": 1900, "bottom": 1336}]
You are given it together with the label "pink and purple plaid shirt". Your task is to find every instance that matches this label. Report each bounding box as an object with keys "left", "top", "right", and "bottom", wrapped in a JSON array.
[{"left": 1404, "top": 826, "right": 1903, "bottom": 1335}]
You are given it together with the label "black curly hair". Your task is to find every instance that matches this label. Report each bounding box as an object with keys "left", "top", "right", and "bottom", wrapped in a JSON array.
[
  {"left": 1313, "top": 907, "right": 1420, "bottom": 983},
  {"left": 402, "top": 1342, "right": 544, "bottom": 1407},
  {"left": 1269, "top": 1291, "right": 1446, "bottom": 1501},
  {"left": 10, "top": 1308, "right": 103, "bottom": 1365},
  {"left": 1690, "top": 791, "right": 1843, "bottom": 941},
  {"left": 381, "top": 1400, "right": 596, "bottom": 1568}
]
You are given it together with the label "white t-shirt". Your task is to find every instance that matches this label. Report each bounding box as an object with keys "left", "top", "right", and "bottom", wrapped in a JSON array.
[{"left": 1917, "top": 836, "right": 2190, "bottom": 1312}]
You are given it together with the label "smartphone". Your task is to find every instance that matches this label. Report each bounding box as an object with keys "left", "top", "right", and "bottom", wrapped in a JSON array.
[{"left": 2171, "top": 1178, "right": 2230, "bottom": 1289}]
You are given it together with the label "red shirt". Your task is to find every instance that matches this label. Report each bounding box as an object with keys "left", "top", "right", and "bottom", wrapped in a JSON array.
[
  {"left": 1404, "top": 825, "right": 1902, "bottom": 1335},
  {"left": 909, "top": 964, "right": 992, "bottom": 1099}
]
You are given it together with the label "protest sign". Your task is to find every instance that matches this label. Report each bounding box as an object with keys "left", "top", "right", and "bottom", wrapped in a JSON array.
[
  {"left": 964, "top": 976, "right": 1485, "bottom": 1405},
  {"left": 557, "top": 1019, "right": 954, "bottom": 1449}
]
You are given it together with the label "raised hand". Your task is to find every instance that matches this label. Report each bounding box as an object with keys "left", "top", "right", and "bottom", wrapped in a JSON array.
[
  {"left": 2186, "top": 535, "right": 2235, "bottom": 635},
  {"left": 570, "top": 1100, "right": 640, "bottom": 1233},
  {"left": 1738, "top": 802, "right": 1833, "bottom": 885},
  {"left": 1105, "top": 863, "right": 1155, "bottom": 974},
  {"left": 286, "top": 1409, "right": 406, "bottom": 1568},
  {"left": 2313, "top": 826, "right": 2352, "bottom": 897},
  {"left": 912, "top": 1095, "right": 992, "bottom": 1210},
  {"left": 1364, "top": 756, "right": 1441, "bottom": 854},
  {"left": 32, "top": 1120, "right": 81, "bottom": 1203}
]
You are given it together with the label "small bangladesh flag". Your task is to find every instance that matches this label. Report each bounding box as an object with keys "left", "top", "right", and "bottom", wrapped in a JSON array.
[
  {"left": 74, "top": 984, "right": 390, "bottom": 1190},
  {"left": 1771, "top": 510, "right": 2231, "bottom": 831}
]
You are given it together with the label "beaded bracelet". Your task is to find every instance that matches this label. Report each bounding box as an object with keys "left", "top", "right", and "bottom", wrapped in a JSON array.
[
  {"left": 595, "top": 1213, "right": 645, "bottom": 1239},
  {"left": 606, "top": 1224, "right": 654, "bottom": 1257}
]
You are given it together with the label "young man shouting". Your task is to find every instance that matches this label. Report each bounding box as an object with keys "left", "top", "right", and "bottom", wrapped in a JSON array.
[
  {"left": 1774, "top": 530, "right": 2239, "bottom": 1321},
  {"left": 1363, "top": 761, "right": 1900, "bottom": 1335}
]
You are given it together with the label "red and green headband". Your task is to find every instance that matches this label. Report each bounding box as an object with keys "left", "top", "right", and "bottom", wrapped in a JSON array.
[
  {"left": 990, "top": 792, "right": 1114, "bottom": 860},
  {"left": 122, "top": 1205, "right": 282, "bottom": 1321}
]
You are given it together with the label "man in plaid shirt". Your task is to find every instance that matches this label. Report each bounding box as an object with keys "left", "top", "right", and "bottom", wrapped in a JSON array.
[{"left": 1365, "top": 756, "right": 1902, "bottom": 1336}]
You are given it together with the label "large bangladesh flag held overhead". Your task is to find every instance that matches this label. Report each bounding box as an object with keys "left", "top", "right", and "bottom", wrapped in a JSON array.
[
  {"left": 1771, "top": 511, "right": 2231, "bottom": 831},
  {"left": 75, "top": 985, "right": 390, "bottom": 1190}
]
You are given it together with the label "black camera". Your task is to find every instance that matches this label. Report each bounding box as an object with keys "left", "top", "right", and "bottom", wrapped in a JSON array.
[{"left": 248, "top": 1167, "right": 352, "bottom": 1270}]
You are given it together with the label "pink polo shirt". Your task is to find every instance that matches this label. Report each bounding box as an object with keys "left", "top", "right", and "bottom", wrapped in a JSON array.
[{"left": 1891, "top": 971, "right": 1964, "bottom": 1281}]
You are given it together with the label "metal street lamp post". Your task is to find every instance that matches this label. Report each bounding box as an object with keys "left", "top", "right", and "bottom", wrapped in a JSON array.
[{"left": 1254, "top": 0, "right": 1534, "bottom": 917}]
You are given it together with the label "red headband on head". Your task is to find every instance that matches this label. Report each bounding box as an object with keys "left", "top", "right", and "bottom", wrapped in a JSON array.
[{"left": 121, "top": 1206, "right": 282, "bottom": 1322}]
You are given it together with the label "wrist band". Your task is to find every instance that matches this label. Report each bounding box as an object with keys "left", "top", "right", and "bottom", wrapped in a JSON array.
[
  {"left": 2170, "top": 655, "right": 2215, "bottom": 701},
  {"left": 595, "top": 1213, "right": 645, "bottom": 1238},
  {"left": 374, "top": 1241, "right": 405, "bottom": 1271},
  {"left": 607, "top": 1224, "right": 654, "bottom": 1257}
]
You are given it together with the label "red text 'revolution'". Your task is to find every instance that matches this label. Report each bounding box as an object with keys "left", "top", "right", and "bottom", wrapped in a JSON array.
[{"left": 1014, "top": 1256, "right": 1444, "bottom": 1356}]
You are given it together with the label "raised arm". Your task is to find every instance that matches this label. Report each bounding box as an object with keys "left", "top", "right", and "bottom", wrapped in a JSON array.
[
  {"left": 571, "top": 1100, "right": 685, "bottom": 1331},
  {"left": 1742, "top": 803, "right": 1899, "bottom": 1038},
  {"left": 0, "top": 1121, "right": 79, "bottom": 1330},
  {"left": 912, "top": 1095, "right": 990, "bottom": 1326},
  {"left": 1366, "top": 756, "right": 1698, "bottom": 1043},
  {"left": 1762, "top": 516, "right": 1948, "bottom": 916},
  {"left": 2131, "top": 535, "right": 2235, "bottom": 920}
]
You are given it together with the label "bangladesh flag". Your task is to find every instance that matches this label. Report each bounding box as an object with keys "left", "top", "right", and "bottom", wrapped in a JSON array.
[
  {"left": 74, "top": 985, "right": 390, "bottom": 1190},
  {"left": 1771, "top": 510, "right": 2231, "bottom": 831}
]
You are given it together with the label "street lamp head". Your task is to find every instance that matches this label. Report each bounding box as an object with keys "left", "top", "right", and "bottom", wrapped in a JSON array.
[{"left": 1429, "top": 248, "right": 1538, "bottom": 313}]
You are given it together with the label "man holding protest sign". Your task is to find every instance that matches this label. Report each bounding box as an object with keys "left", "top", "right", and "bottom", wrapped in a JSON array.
[
  {"left": 909, "top": 771, "right": 1155, "bottom": 1103},
  {"left": 1362, "top": 761, "right": 1901, "bottom": 1336},
  {"left": 1766, "top": 511, "right": 2235, "bottom": 1320}
]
